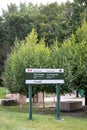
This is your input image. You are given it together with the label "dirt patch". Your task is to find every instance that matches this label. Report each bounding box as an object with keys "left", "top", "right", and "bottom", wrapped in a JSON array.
[{"left": 33, "top": 103, "right": 87, "bottom": 118}]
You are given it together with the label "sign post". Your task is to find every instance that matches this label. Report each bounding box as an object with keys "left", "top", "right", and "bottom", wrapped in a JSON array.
[
  {"left": 25, "top": 68, "right": 64, "bottom": 120},
  {"left": 28, "top": 84, "right": 32, "bottom": 120},
  {"left": 56, "top": 84, "right": 61, "bottom": 120}
]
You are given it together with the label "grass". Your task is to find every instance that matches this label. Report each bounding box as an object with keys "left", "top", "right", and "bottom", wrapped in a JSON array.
[
  {"left": 0, "top": 87, "right": 6, "bottom": 98},
  {"left": 0, "top": 105, "right": 87, "bottom": 130},
  {"left": 0, "top": 87, "right": 87, "bottom": 130}
]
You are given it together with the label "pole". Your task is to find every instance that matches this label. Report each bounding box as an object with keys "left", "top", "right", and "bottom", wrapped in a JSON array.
[
  {"left": 56, "top": 84, "right": 61, "bottom": 120},
  {"left": 28, "top": 84, "right": 32, "bottom": 120}
]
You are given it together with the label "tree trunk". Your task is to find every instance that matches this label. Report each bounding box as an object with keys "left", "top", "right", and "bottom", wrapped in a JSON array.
[
  {"left": 42, "top": 91, "right": 45, "bottom": 109},
  {"left": 33, "top": 94, "right": 38, "bottom": 103},
  {"left": 19, "top": 94, "right": 23, "bottom": 108},
  {"left": 19, "top": 94, "right": 26, "bottom": 108},
  {"left": 76, "top": 89, "right": 79, "bottom": 97}
]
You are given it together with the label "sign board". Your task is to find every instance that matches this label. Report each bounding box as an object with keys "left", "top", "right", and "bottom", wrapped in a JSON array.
[{"left": 25, "top": 68, "right": 64, "bottom": 84}]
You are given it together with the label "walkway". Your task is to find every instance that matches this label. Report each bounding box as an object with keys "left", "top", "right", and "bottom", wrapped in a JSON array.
[{"left": 44, "top": 93, "right": 85, "bottom": 106}]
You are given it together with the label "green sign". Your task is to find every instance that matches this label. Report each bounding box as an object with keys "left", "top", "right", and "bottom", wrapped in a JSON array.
[
  {"left": 25, "top": 68, "right": 64, "bottom": 120},
  {"left": 25, "top": 68, "right": 64, "bottom": 84}
]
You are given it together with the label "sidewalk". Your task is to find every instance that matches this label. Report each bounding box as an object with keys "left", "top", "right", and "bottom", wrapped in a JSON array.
[
  {"left": 0, "top": 93, "right": 85, "bottom": 106},
  {"left": 44, "top": 94, "right": 85, "bottom": 106}
]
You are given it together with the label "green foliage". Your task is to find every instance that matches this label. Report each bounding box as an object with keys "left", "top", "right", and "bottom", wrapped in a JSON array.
[
  {"left": 3, "top": 28, "right": 75, "bottom": 95},
  {"left": 75, "top": 20, "right": 87, "bottom": 43},
  {"left": 51, "top": 41, "right": 74, "bottom": 94},
  {"left": 2, "top": 2, "right": 87, "bottom": 95},
  {"left": 3, "top": 29, "right": 51, "bottom": 95},
  {"left": 50, "top": 20, "right": 87, "bottom": 92},
  {"left": 65, "top": 21, "right": 87, "bottom": 90},
  {"left": 1, "top": 1, "right": 87, "bottom": 79},
  {"left": 35, "top": 2, "right": 74, "bottom": 45},
  {"left": 71, "top": 42, "right": 87, "bottom": 89}
]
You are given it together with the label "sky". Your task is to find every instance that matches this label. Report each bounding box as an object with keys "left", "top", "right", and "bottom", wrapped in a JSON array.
[{"left": 0, "top": 0, "right": 73, "bottom": 15}]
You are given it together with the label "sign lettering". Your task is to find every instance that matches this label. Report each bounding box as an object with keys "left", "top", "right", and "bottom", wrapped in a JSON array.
[{"left": 25, "top": 68, "right": 64, "bottom": 84}]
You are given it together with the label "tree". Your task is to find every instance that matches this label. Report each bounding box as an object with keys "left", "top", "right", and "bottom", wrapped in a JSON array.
[
  {"left": 75, "top": 20, "right": 87, "bottom": 43},
  {"left": 3, "top": 29, "right": 51, "bottom": 95},
  {"left": 2, "top": 2, "right": 87, "bottom": 98},
  {"left": 71, "top": 0, "right": 87, "bottom": 32},
  {"left": 51, "top": 40, "right": 74, "bottom": 94},
  {"left": 65, "top": 21, "right": 87, "bottom": 105},
  {"left": 2, "top": 2, "right": 40, "bottom": 45},
  {"left": 3, "top": 29, "right": 75, "bottom": 95},
  {"left": 0, "top": 3, "right": 40, "bottom": 79},
  {"left": 35, "top": 2, "right": 74, "bottom": 45},
  {"left": 0, "top": 16, "right": 10, "bottom": 79}
]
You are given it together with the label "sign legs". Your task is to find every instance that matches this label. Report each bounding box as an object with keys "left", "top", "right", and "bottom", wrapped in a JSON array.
[
  {"left": 28, "top": 84, "right": 33, "bottom": 120},
  {"left": 28, "top": 84, "right": 62, "bottom": 121},
  {"left": 56, "top": 84, "right": 61, "bottom": 120}
]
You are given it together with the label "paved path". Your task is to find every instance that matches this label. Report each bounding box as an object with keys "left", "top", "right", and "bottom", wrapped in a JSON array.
[
  {"left": 0, "top": 93, "right": 85, "bottom": 106},
  {"left": 44, "top": 94, "right": 85, "bottom": 106}
]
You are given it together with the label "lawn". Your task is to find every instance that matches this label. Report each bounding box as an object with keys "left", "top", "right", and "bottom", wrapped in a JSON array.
[
  {"left": 0, "top": 87, "right": 6, "bottom": 98},
  {"left": 0, "top": 105, "right": 87, "bottom": 130},
  {"left": 0, "top": 87, "right": 87, "bottom": 130}
]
